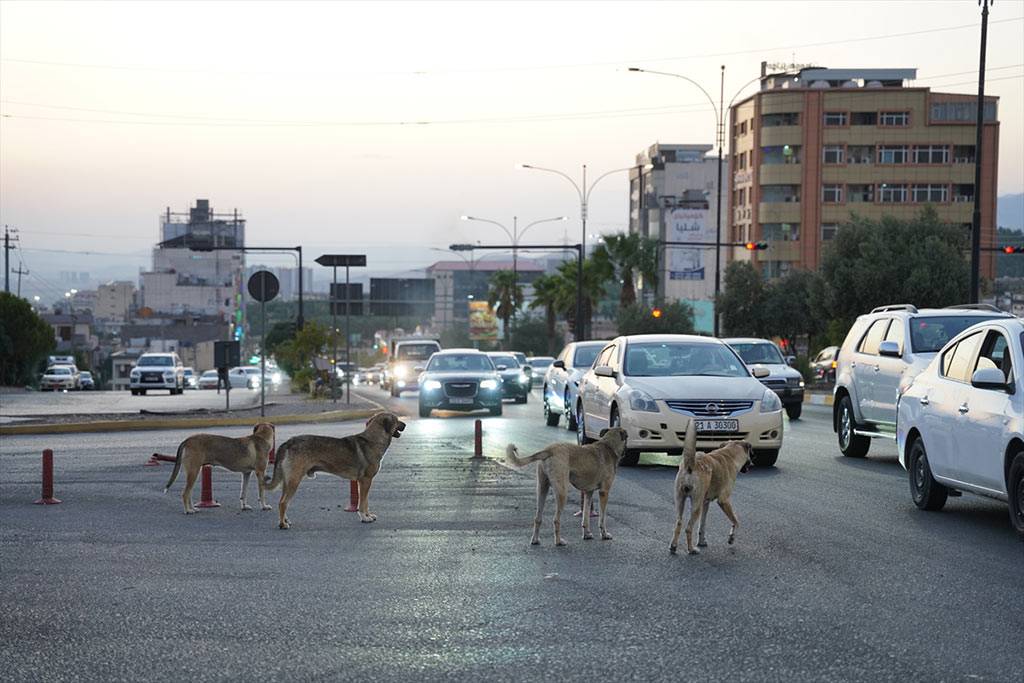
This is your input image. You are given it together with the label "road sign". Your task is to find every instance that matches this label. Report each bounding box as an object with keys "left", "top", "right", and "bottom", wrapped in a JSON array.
[
  {"left": 315, "top": 254, "right": 367, "bottom": 267},
  {"left": 247, "top": 271, "right": 280, "bottom": 302}
]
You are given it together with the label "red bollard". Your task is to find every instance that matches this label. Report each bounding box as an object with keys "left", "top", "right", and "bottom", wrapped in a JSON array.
[
  {"left": 33, "top": 449, "right": 62, "bottom": 505},
  {"left": 196, "top": 465, "right": 221, "bottom": 508},
  {"left": 344, "top": 479, "right": 359, "bottom": 512},
  {"left": 472, "top": 419, "right": 483, "bottom": 458}
]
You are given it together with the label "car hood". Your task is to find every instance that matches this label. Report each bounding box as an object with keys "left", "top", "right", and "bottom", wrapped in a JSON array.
[
  {"left": 749, "top": 363, "right": 802, "bottom": 380},
  {"left": 421, "top": 371, "right": 500, "bottom": 381},
  {"left": 623, "top": 375, "right": 767, "bottom": 401}
]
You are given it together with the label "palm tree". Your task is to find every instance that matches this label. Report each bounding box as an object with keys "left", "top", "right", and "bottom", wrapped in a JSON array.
[
  {"left": 528, "top": 274, "right": 561, "bottom": 354},
  {"left": 553, "top": 257, "right": 609, "bottom": 339},
  {"left": 592, "top": 233, "right": 660, "bottom": 309},
  {"left": 487, "top": 270, "right": 523, "bottom": 344}
]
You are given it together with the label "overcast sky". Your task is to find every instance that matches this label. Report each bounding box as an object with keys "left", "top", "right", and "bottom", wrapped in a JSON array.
[{"left": 1, "top": 0, "right": 1022, "bottom": 292}]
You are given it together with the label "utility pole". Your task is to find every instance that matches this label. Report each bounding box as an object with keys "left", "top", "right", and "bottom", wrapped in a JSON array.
[
  {"left": 4, "top": 225, "right": 19, "bottom": 294},
  {"left": 13, "top": 265, "right": 28, "bottom": 298},
  {"left": 969, "top": 0, "right": 992, "bottom": 303}
]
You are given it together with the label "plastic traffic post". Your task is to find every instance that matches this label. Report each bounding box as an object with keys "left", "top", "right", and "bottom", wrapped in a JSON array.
[
  {"left": 33, "top": 449, "right": 62, "bottom": 505},
  {"left": 473, "top": 419, "right": 483, "bottom": 458},
  {"left": 344, "top": 480, "right": 359, "bottom": 512},
  {"left": 196, "top": 465, "right": 221, "bottom": 508}
]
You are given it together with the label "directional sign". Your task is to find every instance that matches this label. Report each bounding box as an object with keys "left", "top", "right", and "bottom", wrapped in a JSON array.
[
  {"left": 247, "top": 270, "right": 280, "bottom": 302},
  {"left": 315, "top": 254, "right": 367, "bottom": 268}
]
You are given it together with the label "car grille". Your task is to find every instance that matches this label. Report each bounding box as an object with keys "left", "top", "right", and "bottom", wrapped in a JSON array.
[
  {"left": 761, "top": 379, "right": 786, "bottom": 388},
  {"left": 665, "top": 399, "right": 753, "bottom": 417},
  {"left": 675, "top": 430, "right": 749, "bottom": 441},
  {"left": 142, "top": 372, "right": 163, "bottom": 382},
  {"left": 444, "top": 381, "right": 477, "bottom": 398}
]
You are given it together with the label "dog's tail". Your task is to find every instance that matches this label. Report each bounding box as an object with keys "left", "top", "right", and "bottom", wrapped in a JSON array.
[
  {"left": 682, "top": 419, "right": 697, "bottom": 474},
  {"left": 264, "top": 441, "right": 288, "bottom": 491},
  {"left": 504, "top": 443, "right": 555, "bottom": 468},
  {"left": 163, "top": 440, "right": 186, "bottom": 493}
]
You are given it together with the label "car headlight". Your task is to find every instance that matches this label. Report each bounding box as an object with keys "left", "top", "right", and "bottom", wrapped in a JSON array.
[
  {"left": 480, "top": 378, "right": 499, "bottom": 390},
  {"left": 394, "top": 366, "right": 409, "bottom": 380},
  {"left": 423, "top": 379, "right": 442, "bottom": 391},
  {"left": 628, "top": 388, "right": 659, "bottom": 412},
  {"left": 518, "top": 372, "right": 529, "bottom": 384},
  {"left": 163, "top": 371, "right": 174, "bottom": 378},
  {"left": 761, "top": 389, "right": 782, "bottom": 412}
]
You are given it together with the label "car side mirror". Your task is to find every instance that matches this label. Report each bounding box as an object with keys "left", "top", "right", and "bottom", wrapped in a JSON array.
[
  {"left": 971, "top": 367, "right": 1011, "bottom": 392},
  {"left": 593, "top": 365, "right": 616, "bottom": 378},
  {"left": 785, "top": 355, "right": 796, "bottom": 366},
  {"left": 552, "top": 360, "right": 565, "bottom": 369},
  {"left": 496, "top": 364, "right": 507, "bottom": 371},
  {"left": 413, "top": 366, "right": 424, "bottom": 373},
  {"left": 878, "top": 340, "right": 901, "bottom": 358},
  {"left": 751, "top": 365, "right": 770, "bottom": 379}
]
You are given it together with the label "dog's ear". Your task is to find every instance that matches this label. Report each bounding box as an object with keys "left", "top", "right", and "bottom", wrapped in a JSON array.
[{"left": 598, "top": 428, "right": 609, "bottom": 438}]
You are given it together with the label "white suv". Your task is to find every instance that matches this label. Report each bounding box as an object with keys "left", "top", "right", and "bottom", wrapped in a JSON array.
[
  {"left": 130, "top": 353, "right": 186, "bottom": 395},
  {"left": 833, "top": 304, "right": 1011, "bottom": 458}
]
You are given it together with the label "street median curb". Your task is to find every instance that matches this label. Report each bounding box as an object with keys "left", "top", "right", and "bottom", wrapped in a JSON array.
[
  {"left": 0, "top": 408, "right": 380, "bottom": 436},
  {"left": 804, "top": 393, "right": 834, "bottom": 406}
]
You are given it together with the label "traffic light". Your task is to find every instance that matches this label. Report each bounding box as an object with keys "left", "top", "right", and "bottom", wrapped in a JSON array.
[
  {"left": 651, "top": 307, "right": 663, "bottom": 319},
  {"left": 744, "top": 241, "right": 768, "bottom": 251},
  {"left": 1003, "top": 246, "right": 1024, "bottom": 254}
]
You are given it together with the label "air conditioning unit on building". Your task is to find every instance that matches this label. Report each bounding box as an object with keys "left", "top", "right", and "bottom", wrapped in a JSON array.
[
  {"left": 954, "top": 157, "right": 970, "bottom": 164},
  {"left": 954, "top": 196, "right": 972, "bottom": 203}
]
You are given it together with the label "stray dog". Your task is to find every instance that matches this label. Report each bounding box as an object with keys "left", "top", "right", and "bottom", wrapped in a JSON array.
[
  {"left": 505, "top": 427, "right": 628, "bottom": 546},
  {"left": 670, "top": 420, "right": 753, "bottom": 555},
  {"left": 263, "top": 412, "right": 406, "bottom": 528},
  {"left": 164, "top": 423, "right": 276, "bottom": 514}
]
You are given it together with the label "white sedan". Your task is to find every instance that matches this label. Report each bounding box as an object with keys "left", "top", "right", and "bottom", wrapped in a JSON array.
[
  {"left": 576, "top": 334, "right": 784, "bottom": 467},
  {"left": 897, "top": 317, "right": 1024, "bottom": 539}
]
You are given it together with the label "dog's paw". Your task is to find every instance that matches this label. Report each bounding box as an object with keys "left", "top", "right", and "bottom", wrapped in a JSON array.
[
  {"left": 260, "top": 504, "right": 273, "bottom": 511},
  {"left": 582, "top": 532, "right": 594, "bottom": 540},
  {"left": 697, "top": 539, "right": 708, "bottom": 548},
  {"left": 601, "top": 532, "right": 613, "bottom": 541},
  {"left": 669, "top": 545, "right": 678, "bottom": 554},
  {"left": 530, "top": 539, "right": 540, "bottom": 546},
  {"left": 687, "top": 547, "right": 700, "bottom": 555},
  {"left": 184, "top": 509, "right": 195, "bottom": 515},
  {"left": 278, "top": 522, "right": 290, "bottom": 530},
  {"left": 359, "top": 514, "right": 377, "bottom": 523},
  {"left": 727, "top": 535, "right": 735, "bottom": 545},
  {"left": 241, "top": 504, "right": 253, "bottom": 512},
  {"left": 555, "top": 538, "right": 567, "bottom": 547}
]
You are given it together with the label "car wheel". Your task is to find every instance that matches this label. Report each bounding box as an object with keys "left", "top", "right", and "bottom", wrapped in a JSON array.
[
  {"left": 139, "top": 390, "right": 147, "bottom": 396},
  {"left": 564, "top": 391, "right": 578, "bottom": 431},
  {"left": 837, "top": 395, "right": 870, "bottom": 458},
  {"left": 786, "top": 403, "right": 802, "bottom": 420},
  {"left": 418, "top": 404, "right": 432, "bottom": 418},
  {"left": 131, "top": 389, "right": 138, "bottom": 396},
  {"left": 391, "top": 386, "right": 400, "bottom": 398},
  {"left": 1007, "top": 450, "right": 1024, "bottom": 540},
  {"left": 490, "top": 404, "right": 502, "bottom": 416},
  {"left": 752, "top": 449, "right": 779, "bottom": 468},
  {"left": 577, "top": 404, "right": 594, "bottom": 445},
  {"left": 609, "top": 408, "right": 638, "bottom": 466},
  {"left": 543, "top": 395, "right": 560, "bottom": 427},
  {"left": 516, "top": 395, "right": 527, "bottom": 404},
  {"left": 908, "top": 438, "right": 948, "bottom": 511}
]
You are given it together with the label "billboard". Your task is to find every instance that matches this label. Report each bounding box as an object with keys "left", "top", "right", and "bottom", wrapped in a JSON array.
[
  {"left": 369, "top": 278, "right": 435, "bottom": 318},
  {"left": 468, "top": 301, "right": 498, "bottom": 341},
  {"left": 329, "top": 283, "right": 364, "bottom": 316},
  {"left": 668, "top": 208, "right": 712, "bottom": 281}
]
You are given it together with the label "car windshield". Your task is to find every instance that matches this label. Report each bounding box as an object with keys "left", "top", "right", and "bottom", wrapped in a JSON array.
[
  {"left": 624, "top": 342, "right": 749, "bottom": 378},
  {"left": 910, "top": 315, "right": 1004, "bottom": 353},
  {"left": 80, "top": 372, "right": 92, "bottom": 378},
  {"left": 428, "top": 354, "right": 494, "bottom": 372},
  {"left": 529, "top": 358, "right": 554, "bottom": 369},
  {"left": 572, "top": 345, "right": 603, "bottom": 368},
  {"left": 48, "top": 367, "right": 71, "bottom": 375},
  {"left": 730, "top": 342, "right": 785, "bottom": 365},
  {"left": 184, "top": 369, "right": 193, "bottom": 376},
  {"left": 202, "top": 371, "right": 218, "bottom": 378},
  {"left": 490, "top": 355, "right": 519, "bottom": 368},
  {"left": 140, "top": 356, "right": 174, "bottom": 367},
  {"left": 397, "top": 343, "right": 439, "bottom": 361}
]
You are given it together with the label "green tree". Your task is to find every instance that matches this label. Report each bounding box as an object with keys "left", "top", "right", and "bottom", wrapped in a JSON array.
[
  {"left": 616, "top": 301, "right": 696, "bottom": 336},
  {"left": 264, "top": 321, "right": 297, "bottom": 357},
  {"left": 487, "top": 270, "right": 524, "bottom": 345},
  {"left": 592, "top": 233, "right": 660, "bottom": 309},
  {"left": 274, "top": 321, "right": 330, "bottom": 392},
  {"left": 528, "top": 273, "right": 562, "bottom": 355},
  {"left": 553, "top": 257, "right": 609, "bottom": 339},
  {"left": 761, "top": 269, "right": 827, "bottom": 351},
  {"left": 509, "top": 316, "right": 550, "bottom": 355},
  {"left": 716, "top": 261, "right": 766, "bottom": 337},
  {"left": 0, "top": 292, "right": 55, "bottom": 386}
]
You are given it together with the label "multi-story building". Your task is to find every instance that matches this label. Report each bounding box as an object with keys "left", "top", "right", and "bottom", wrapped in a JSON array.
[
  {"left": 94, "top": 281, "right": 136, "bottom": 322},
  {"left": 426, "top": 259, "right": 546, "bottom": 328},
  {"left": 628, "top": 144, "right": 729, "bottom": 332},
  {"left": 729, "top": 65, "right": 1000, "bottom": 279}
]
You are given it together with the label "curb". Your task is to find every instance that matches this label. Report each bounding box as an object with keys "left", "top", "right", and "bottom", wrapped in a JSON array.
[
  {"left": 0, "top": 408, "right": 380, "bottom": 436},
  {"left": 804, "top": 393, "right": 834, "bottom": 406}
]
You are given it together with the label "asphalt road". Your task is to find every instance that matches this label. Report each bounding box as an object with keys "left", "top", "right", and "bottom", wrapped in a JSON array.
[
  {"left": 1, "top": 385, "right": 1021, "bottom": 681},
  {"left": 0, "top": 386, "right": 265, "bottom": 421}
]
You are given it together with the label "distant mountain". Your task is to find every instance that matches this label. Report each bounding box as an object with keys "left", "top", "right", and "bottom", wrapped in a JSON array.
[{"left": 999, "top": 193, "right": 1024, "bottom": 232}]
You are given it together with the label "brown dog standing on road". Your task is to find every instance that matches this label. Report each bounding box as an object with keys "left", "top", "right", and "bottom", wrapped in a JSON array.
[
  {"left": 164, "top": 423, "right": 276, "bottom": 514},
  {"left": 670, "top": 420, "right": 753, "bottom": 555},
  {"left": 505, "top": 427, "right": 628, "bottom": 546},
  {"left": 263, "top": 412, "right": 406, "bottom": 528}
]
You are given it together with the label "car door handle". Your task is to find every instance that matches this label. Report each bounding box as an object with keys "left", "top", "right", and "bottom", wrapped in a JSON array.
[
  {"left": 958, "top": 403, "right": 969, "bottom": 414},
  {"left": 919, "top": 396, "right": 929, "bottom": 406}
]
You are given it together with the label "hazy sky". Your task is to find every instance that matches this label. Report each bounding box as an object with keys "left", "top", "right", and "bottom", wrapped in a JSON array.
[{"left": 1, "top": 0, "right": 1022, "bottom": 292}]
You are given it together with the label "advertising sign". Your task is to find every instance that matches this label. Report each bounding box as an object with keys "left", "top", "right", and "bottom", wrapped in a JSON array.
[
  {"left": 668, "top": 208, "right": 712, "bottom": 281},
  {"left": 468, "top": 301, "right": 498, "bottom": 341}
]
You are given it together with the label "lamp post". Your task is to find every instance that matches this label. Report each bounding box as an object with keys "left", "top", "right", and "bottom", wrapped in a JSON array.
[
  {"left": 460, "top": 215, "right": 567, "bottom": 333},
  {"left": 65, "top": 289, "right": 78, "bottom": 363},
  {"left": 970, "top": 0, "right": 993, "bottom": 303},
  {"left": 517, "top": 163, "right": 637, "bottom": 340}
]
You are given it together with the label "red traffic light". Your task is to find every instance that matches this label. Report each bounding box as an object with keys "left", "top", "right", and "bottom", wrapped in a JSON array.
[
  {"left": 651, "top": 307, "right": 663, "bottom": 319},
  {"left": 744, "top": 241, "right": 768, "bottom": 251},
  {"left": 1003, "top": 246, "right": 1022, "bottom": 254}
]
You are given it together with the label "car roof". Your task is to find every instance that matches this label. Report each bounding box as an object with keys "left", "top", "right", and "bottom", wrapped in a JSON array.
[
  {"left": 721, "top": 337, "right": 775, "bottom": 345},
  {"left": 487, "top": 351, "right": 516, "bottom": 355},
  {"left": 572, "top": 340, "right": 609, "bottom": 347},
  {"left": 866, "top": 305, "right": 1012, "bottom": 319},
  {"left": 621, "top": 334, "right": 721, "bottom": 345},
  {"left": 435, "top": 348, "right": 483, "bottom": 354}
]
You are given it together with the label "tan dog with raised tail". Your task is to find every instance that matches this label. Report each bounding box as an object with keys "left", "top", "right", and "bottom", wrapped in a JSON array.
[
  {"left": 505, "top": 427, "right": 628, "bottom": 546},
  {"left": 164, "top": 423, "right": 276, "bottom": 514},
  {"left": 263, "top": 412, "right": 406, "bottom": 528},
  {"left": 670, "top": 420, "right": 753, "bottom": 555}
]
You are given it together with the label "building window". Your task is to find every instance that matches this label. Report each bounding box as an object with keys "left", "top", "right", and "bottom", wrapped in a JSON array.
[
  {"left": 911, "top": 184, "right": 949, "bottom": 203},
  {"left": 912, "top": 145, "right": 950, "bottom": 164},
  {"left": 846, "top": 145, "right": 873, "bottom": 165},
  {"left": 762, "top": 260, "right": 794, "bottom": 279},
  {"left": 740, "top": 121, "right": 747, "bottom": 135},
  {"left": 930, "top": 101, "right": 997, "bottom": 123},
  {"left": 822, "top": 185, "right": 844, "bottom": 203},
  {"left": 878, "top": 146, "right": 909, "bottom": 164},
  {"left": 761, "top": 185, "right": 801, "bottom": 203},
  {"left": 851, "top": 111, "right": 878, "bottom": 125},
  {"left": 953, "top": 145, "right": 976, "bottom": 163},
  {"left": 761, "top": 112, "right": 800, "bottom": 127},
  {"left": 821, "top": 223, "right": 839, "bottom": 241},
  {"left": 880, "top": 111, "right": 910, "bottom": 127},
  {"left": 879, "top": 184, "right": 908, "bottom": 203},
  {"left": 823, "top": 146, "right": 845, "bottom": 164},
  {"left": 762, "top": 223, "right": 800, "bottom": 241},
  {"left": 823, "top": 111, "right": 848, "bottom": 126},
  {"left": 953, "top": 184, "right": 975, "bottom": 202},
  {"left": 848, "top": 184, "right": 875, "bottom": 203},
  {"left": 761, "top": 145, "right": 801, "bottom": 165}
]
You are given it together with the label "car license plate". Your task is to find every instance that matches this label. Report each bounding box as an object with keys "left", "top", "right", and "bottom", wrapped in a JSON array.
[
  {"left": 449, "top": 397, "right": 474, "bottom": 405},
  {"left": 694, "top": 419, "right": 739, "bottom": 433}
]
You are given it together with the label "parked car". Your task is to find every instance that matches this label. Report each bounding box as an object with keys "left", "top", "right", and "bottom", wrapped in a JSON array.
[
  {"left": 197, "top": 369, "right": 220, "bottom": 390},
  {"left": 811, "top": 346, "right": 839, "bottom": 384},
  {"left": 78, "top": 370, "right": 95, "bottom": 390},
  {"left": 183, "top": 367, "right": 198, "bottom": 389},
  {"left": 576, "top": 334, "right": 784, "bottom": 467},
  {"left": 896, "top": 316, "right": 1024, "bottom": 539},
  {"left": 542, "top": 341, "right": 606, "bottom": 429},
  {"left": 40, "top": 365, "right": 80, "bottom": 391},
  {"left": 385, "top": 338, "right": 442, "bottom": 397},
  {"left": 130, "top": 353, "right": 186, "bottom": 395},
  {"left": 487, "top": 352, "right": 530, "bottom": 403},
  {"left": 723, "top": 337, "right": 805, "bottom": 420},
  {"left": 833, "top": 304, "right": 1011, "bottom": 459},
  {"left": 417, "top": 349, "right": 503, "bottom": 417},
  {"left": 512, "top": 351, "right": 533, "bottom": 389}
]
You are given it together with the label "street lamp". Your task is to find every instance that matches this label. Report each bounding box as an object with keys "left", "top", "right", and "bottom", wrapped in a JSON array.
[
  {"left": 517, "top": 163, "right": 638, "bottom": 340},
  {"left": 460, "top": 214, "right": 567, "bottom": 331}
]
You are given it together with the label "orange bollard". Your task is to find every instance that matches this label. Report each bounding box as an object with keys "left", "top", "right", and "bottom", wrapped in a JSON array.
[
  {"left": 196, "top": 465, "right": 221, "bottom": 508},
  {"left": 472, "top": 419, "right": 483, "bottom": 458},
  {"left": 33, "top": 449, "right": 62, "bottom": 505},
  {"left": 344, "top": 479, "right": 359, "bottom": 512}
]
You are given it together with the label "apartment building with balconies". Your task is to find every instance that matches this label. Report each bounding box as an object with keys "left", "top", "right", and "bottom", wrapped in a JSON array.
[{"left": 729, "top": 65, "right": 999, "bottom": 279}]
